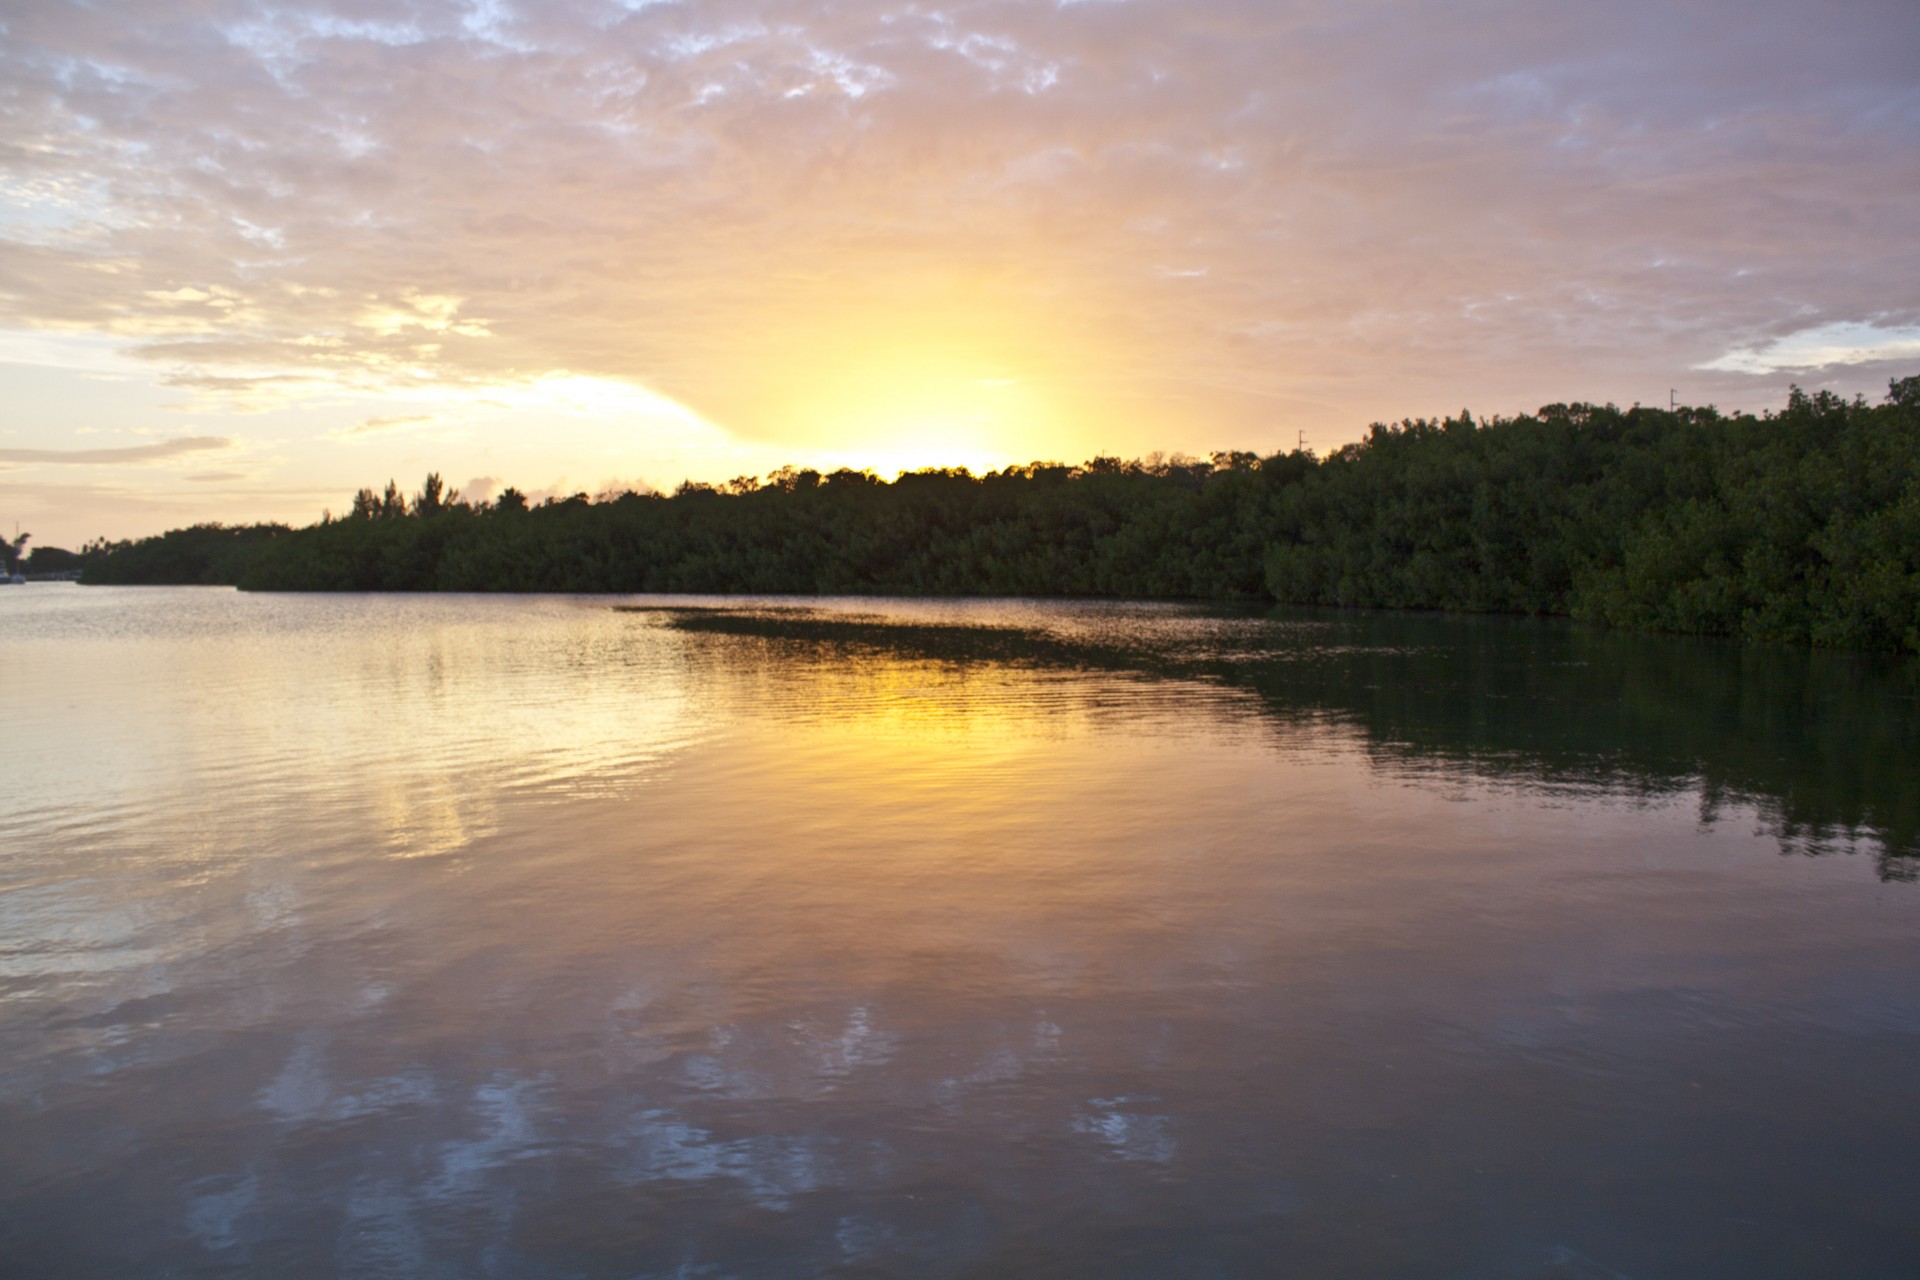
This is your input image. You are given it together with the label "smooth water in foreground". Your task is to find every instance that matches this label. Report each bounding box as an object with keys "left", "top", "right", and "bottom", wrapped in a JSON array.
[{"left": 3, "top": 587, "right": 1917, "bottom": 1278}]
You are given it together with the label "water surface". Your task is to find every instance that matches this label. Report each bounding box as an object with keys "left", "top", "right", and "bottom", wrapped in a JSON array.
[{"left": 3, "top": 586, "right": 1917, "bottom": 1277}]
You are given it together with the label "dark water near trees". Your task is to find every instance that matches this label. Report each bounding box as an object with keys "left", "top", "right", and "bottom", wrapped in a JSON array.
[{"left": 3, "top": 586, "right": 1916, "bottom": 1278}]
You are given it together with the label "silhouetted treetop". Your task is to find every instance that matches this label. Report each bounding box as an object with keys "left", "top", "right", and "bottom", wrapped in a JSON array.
[{"left": 80, "top": 382, "right": 1920, "bottom": 652}]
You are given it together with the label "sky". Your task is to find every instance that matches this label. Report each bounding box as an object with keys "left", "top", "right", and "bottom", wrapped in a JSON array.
[{"left": 2, "top": 0, "right": 1917, "bottom": 547}]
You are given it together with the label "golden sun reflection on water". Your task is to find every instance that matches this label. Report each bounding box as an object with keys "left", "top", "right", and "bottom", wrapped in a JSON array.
[{"left": 3, "top": 588, "right": 1917, "bottom": 1278}]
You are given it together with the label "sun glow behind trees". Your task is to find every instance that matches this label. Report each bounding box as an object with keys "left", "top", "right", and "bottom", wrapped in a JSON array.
[
  {"left": 1, "top": 0, "right": 1916, "bottom": 545},
  {"left": 81, "top": 382, "right": 1920, "bottom": 654}
]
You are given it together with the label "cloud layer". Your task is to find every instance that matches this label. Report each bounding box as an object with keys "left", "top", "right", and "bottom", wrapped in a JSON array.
[
  {"left": 0, "top": 436, "right": 232, "bottom": 465},
  {"left": 2, "top": 0, "right": 1917, "bottom": 537}
]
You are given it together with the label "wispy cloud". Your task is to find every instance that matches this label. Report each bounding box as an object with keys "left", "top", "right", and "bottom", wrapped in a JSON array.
[
  {"left": 0, "top": 0, "right": 1916, "bottom": 542},
  {"left": 0, "top": 437, "right": 234, "bottom": 465},
  {"left": 3, "top": 0, "right": 1914, "bottom": 432},
  {"left": 331, "top": 414, "right": 436, "bottom": 439},
  {"left": 1700, "top": 321, "right": 1920, "bottom": 375}
]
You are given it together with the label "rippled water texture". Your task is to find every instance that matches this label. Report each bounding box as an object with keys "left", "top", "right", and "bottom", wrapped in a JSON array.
[{"left": 4, "top": 587, "right": 1917, "bottom": 1278}]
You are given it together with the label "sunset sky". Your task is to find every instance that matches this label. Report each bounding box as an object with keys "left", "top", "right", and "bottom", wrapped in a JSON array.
[{"left": 3, "top": 0, "right": 1917, "bottom": 546}]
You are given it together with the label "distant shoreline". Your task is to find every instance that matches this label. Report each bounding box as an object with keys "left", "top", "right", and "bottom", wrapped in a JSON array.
[{"left": 74, "top": 383, "right": 1920, "bottom": 653}]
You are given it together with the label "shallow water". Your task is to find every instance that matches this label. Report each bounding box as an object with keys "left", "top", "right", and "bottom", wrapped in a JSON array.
[{"left": 2, "top": 585, "right": 1916, "bottom": 1278}]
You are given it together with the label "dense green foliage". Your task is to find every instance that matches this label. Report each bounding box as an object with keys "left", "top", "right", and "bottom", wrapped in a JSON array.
[
  {"left": 82, "top": 380, "right": 1920, "bottom": 650},
  {"left": 23, "top": 546, "right": 75, "bottom": 572},
  {"left": 1265, "top": 381, "right": 1920, "bottom": 651},
  {"left": 22, "top": 545, "right": 84, "bottom": 576},
  {"left": 78, "top": 522, "right": 291, "bottom": 585}
]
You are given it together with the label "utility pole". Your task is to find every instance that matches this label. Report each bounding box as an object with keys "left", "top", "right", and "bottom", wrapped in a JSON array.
[
  {"left": 1297, "top": 429, "right": 1307, "bottom": 454},
  {"left": 1670, "top": 389, "right": 1677, "bottom": 412}
]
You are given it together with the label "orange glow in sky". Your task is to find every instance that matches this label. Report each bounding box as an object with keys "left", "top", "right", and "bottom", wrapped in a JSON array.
[{"left": 1, "top": 0, "right": 1916, "bottom": 544}]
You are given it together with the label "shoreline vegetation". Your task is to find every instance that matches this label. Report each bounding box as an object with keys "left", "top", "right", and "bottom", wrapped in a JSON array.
[{"left": 77, "top": 380, "right": 1920, "bottom": 653}]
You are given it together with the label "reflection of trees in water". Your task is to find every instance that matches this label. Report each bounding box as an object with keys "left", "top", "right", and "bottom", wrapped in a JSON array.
[
  {"left": 1228, "top": 613, "right": 1920, "bottom": 883},
  {"left": 648, "top": 605, "right": 1920, "bottom": 882}
]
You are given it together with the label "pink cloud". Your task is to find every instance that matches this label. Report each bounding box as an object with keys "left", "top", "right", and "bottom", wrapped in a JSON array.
[{"left": 0, "top": 0, "right": 1913, "bottom": 458}]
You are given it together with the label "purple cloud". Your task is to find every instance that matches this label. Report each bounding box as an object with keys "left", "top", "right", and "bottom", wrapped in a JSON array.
[{"left": 0, "top": 0, "right": 1914, "bottom": 453}]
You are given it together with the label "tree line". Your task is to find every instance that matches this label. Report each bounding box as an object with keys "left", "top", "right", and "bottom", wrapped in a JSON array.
[
  {"left": 79, "top": 379, "right": 1920, "bottom": 652},
  {"left": 3, "top": 532, "right": 86, "bottom": 579}
]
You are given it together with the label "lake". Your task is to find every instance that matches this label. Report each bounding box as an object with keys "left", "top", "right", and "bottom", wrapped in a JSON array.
[{"left": 2, "top": 586, "right": 1916, "bottom": 1278}]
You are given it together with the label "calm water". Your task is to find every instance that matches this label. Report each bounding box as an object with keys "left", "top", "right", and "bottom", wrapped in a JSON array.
[{"left": 3, "top": 586, "right": 1917, "bottom": 1278}]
